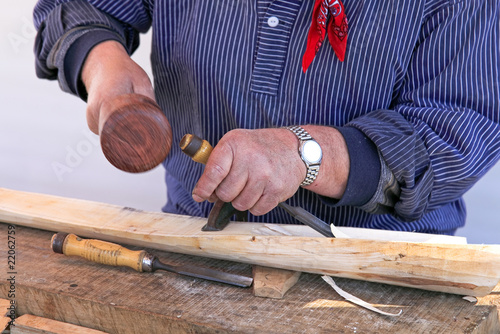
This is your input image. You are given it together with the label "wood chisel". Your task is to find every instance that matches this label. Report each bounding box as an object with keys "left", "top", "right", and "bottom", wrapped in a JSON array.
[
  {"left": 180, "top": 134, "right": 335, "bottom": 237},
  {"left": 51, "top": 232, "right": 253, "bottom": 288}
]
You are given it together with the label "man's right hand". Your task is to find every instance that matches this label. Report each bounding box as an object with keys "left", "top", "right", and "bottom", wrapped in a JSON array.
[{"left": 81, "top": 40, "right": 155, "bottom": 134}]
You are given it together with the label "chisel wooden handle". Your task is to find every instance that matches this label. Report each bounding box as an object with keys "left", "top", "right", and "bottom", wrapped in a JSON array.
[
  {"left": 180, "top": 134, "right": 248, "bottom": 231},
  {"left": 179, "top": 134, "right": 213, "bottom": 165},
  {"left": 51, "top": 233, "right": 148, "bottom": 272},
  {"left": 99, "top": 93, "right": 173, "bottom": 173}
]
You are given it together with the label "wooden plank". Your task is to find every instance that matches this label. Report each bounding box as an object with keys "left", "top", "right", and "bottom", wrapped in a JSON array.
[
  {"left": 471, "top": 309, "right": 500, "bottom": 334},
  {"left": 468, "top": 282, "right": 500, "bottom": 334},
  {"left": 11, "top": 314, "right": 108, "bottom": 334},
  {"left": 0, "top": 187, "right": 499, "bottom": 297},
  {"left": 252, "top": 266, "right": 301, "bottom": 299},
  {"left": 0, "top": 188, "right": 466, "bottom": 243},
  {"left": 471, "top": 282, "right": 500, "bottom": 334},
  {"left": 0, "top": 315, "right": 10, "bottom": 332},
  {"left": 0, "top": 226, "right": 499, "bottom": 334},
  {"left": 0, "top": 298, "right": 12, "bottom": 331}
]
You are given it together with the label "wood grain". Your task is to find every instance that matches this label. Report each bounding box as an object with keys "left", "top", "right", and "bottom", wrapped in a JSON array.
[
  {"left": 0, "top": 187, "right": 499, "bottom": 297},
  {"left": 253, "top": 266, "right": 301, "bottom": 299},
  {"left": 0, "top": 298, "right": 12, "bottom": 331},
  {"left": 99, "top": 93, "right": 172, "bottom": 173},
  {"left": 11, "top": 314, "right": 108, "bottom": 334}
]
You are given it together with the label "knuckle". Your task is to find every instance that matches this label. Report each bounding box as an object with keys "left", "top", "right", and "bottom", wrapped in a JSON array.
[
  {"left": 250, "top": 195, "right": 279, "bottom": 217},
  {"left": 206, "top": 162, "right": 228, "bottom": 181},
  {"left": 219, "top": 129, "right": 252, "bottom": 151},
  {"left": 249, "top": 205, "right": 269, "bottom": 217},
  {"left": 231, "top": 199, "right": 250, "bottom": 212},
  {"left": 225, "top": 128, "right": 247, "bottom": 139},
  {"left": 251, "top": 170, "right": 272, "bottom": 187},
  {"left": 215, "top": 186, "right": 234, "bottom": 203},
  {"left": 261, "top": 169, "right": 273, "bottom": 181}
]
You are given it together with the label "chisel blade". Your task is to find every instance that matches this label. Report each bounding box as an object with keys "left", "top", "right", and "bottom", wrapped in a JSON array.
[
  {"left": 153, "top": 258, "right": 253, "bottom": 288},
  {"left": 279, "top": 202, "right": 334, "bottom": 237}
]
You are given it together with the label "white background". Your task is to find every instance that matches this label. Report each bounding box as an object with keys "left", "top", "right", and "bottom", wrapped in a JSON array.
[{"left": 1, "top": 1, "right": 498, "bottom": 243}]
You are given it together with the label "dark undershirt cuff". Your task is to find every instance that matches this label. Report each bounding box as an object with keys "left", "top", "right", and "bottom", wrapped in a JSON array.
[
  {"left": 64, "top": 29, "right": 124, "bottom": 101},
  {"left": 320, "top": 126, "right": 381, "bottom": 207}
]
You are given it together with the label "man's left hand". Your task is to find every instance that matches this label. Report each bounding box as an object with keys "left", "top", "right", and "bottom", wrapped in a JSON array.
[{"left": 192, "top": 126, "right": 350, "bottom": 216}]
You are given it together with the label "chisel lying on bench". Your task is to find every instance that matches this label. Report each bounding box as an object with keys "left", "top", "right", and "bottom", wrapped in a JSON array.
[{"left": 51, "top": 232, "right": 253, "bottom": 288}]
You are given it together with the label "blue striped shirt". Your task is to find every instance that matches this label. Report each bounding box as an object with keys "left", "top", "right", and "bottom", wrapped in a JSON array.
[{"left": 33, "top": 0, "right": 500, "bottom": 234}]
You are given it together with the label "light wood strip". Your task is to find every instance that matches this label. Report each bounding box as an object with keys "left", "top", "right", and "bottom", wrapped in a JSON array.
[{"left": 0, "top": 187, "right": 499, "bottom": 297}]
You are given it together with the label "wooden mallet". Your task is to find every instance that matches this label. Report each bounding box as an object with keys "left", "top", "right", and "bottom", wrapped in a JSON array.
[{"left": 98, "top": 93, "right": 172, "bottom": 173}]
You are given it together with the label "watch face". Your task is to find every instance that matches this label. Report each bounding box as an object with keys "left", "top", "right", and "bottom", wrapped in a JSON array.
[{"left": 301, "top": 140, "right": 322, "bottom": 164}]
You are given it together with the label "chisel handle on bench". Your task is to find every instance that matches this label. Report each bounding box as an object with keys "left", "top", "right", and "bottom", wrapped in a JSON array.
[{"left": 51, "top": 232, "right": 148, "bottom": 272}]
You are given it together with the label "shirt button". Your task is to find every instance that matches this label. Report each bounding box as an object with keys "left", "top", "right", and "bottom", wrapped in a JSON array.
[{"left": 267, "top": 16, "right": 279, "bottom": 27}]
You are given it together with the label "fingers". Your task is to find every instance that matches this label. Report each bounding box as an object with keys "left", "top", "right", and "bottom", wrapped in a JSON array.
[
  {"left": 192, "top": 128, "right": 305, "bottom": 216},
  {"left": 133, "top": 76, "right": 156, "bottom": 101},
  {"left": 192, "top": 141, "right": 234, "bottom": 202},
  {"left": 86, "top": 103, "right": 100, "bottom": 135},
  {"left": 229, "top": 177, "right": 265, "bottom": 212},
  {"left": 248, "top": 193, "right": 281, "bottom": 216},
  {"left": 194, "top": 160, "right": 279, "bottom": 216}
]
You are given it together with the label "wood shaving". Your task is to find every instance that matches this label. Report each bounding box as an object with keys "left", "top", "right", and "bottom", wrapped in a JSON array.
[
  {"left": 322, "top": 276, "right": 402, "bottom": 317},
  {"left": 330, "top": 224, "right": 352, "bottom": 239},
  {"left": 462, "top": 296, "right": 478, "bottom": 303}
]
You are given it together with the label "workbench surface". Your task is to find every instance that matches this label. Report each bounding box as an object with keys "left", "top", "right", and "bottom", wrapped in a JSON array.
[{"left": 1, "top": 225, "right": 499, "bottom": 333}]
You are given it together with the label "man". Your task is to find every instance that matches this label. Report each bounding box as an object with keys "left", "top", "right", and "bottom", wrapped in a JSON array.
[{"left": 34, "top": 0, "right": 500, "bottom": 234}]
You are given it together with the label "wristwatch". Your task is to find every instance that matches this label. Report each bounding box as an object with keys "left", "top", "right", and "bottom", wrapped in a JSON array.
[{"left": 285, "top": 126, "right": 323, "bottom": 187}]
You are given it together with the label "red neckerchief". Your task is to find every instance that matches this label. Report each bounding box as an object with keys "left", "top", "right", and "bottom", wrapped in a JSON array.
[{"left": 302, "top": 0, "right": 348, "bottom": 72}]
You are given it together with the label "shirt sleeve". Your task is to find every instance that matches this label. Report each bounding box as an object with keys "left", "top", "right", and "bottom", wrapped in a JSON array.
[
  {"left": 33, "top": 0, "right": 153, "bottom": 99},
  {"left": 346, "top": 0, "right": 500, "bottom": 222}
]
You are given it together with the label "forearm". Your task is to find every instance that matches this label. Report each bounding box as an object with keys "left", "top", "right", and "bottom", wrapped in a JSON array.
[
  {"left": 192, "top": 124, "right": 385, "bottom": 216},
  {"left": 33, "top": 0, "right": 149, "bottom": 97}
]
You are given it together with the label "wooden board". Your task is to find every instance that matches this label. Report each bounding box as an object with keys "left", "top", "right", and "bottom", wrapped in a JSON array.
[
  {"left": 0, "top": 298, "right": 12, "bottom": 331},
  {"left": 0, "top": 226, "right": 499, "bottom": 334},
  {"left": 0, "top": 188, "right": 499, "bottom": 297},
  {"left": 253, "top": 266, "right": 301, "bottom": 299},
  {"left": 11, "top": 314, "right": 108, "bottom": 334}
]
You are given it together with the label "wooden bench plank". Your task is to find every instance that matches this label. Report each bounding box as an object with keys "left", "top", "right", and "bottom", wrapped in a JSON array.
[
  {"left": 11, "top": 314, "right": 108, "bottom": 334},
  {"left": 0, "top": 298, "right": 12, "bottom": 331}
]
